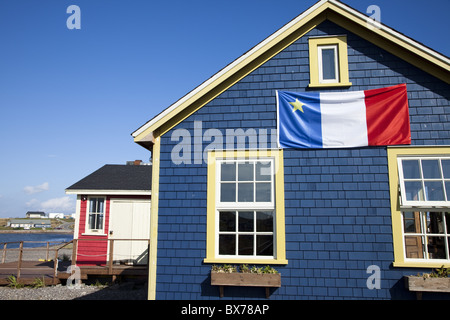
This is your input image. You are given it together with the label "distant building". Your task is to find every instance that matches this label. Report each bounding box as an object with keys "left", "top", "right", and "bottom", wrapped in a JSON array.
[
  {"left": 8, "top": 219, "right": 51, "bottom": 229},
  {"left": 26, "top": 211, "right": 46, "bottom": 218},
  {"left": 48, "top": 213, "right": 65, "bottom": 219}
]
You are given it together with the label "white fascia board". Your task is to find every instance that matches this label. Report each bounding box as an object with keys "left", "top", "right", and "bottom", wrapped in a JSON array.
[
  {"left": 329, "top": 0, "right": 450, "bottom": 65},
  {"left": 65, "top": 189, "right": 151, "bottom": 196}
]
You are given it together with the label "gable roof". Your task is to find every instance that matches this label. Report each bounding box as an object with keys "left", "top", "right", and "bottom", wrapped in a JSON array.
[
  {"left": 132, "top": 0, "right": 450, "bottom": 150},
  {"left": 65, "top": 164, "right": 152, "bottom": 195}
]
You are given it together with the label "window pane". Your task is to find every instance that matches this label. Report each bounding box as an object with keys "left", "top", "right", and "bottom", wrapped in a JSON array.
[
  {"left": 422, "top": 160, "right": 441, "bottom": 179},
  {"left": 426, "top": 212, "right": 444, "bottom": 234},
  {"left": 445, "top": 182, "right": 450, "bottom": 201},
  {"left": 446, "top": 213, "right": 450, "bottom": 234},
  {"left": 238, "top": 183, "right": 254, "bottom": 202},
  {"left": 404, "top": 236, "right": 424, "bottom": 259},
  {"left": 404, "top": 181, "right": 424, "bottom": 201},
  {"left": 98, "top": 199, "right": 104, "bottom": 213},
  {"left": 321, "top": 48, "right": 336, "bottom": 80},
  {"left": 427, "top": 236, "right": 446, "bottom": 259},
  {"left": 424, "top": 181, "right": 445, "bottom": 201},
  {"left": 256, "top": 161, "right": 271, "bottom": 181},
  {"left": 219, "top": 235, "right": 235, "bottom": 255},
  {"left": 257, "top": 211, "right": 273, "bottom": 232},
  {"left": 442, "top": 160, "right": 450, "bottom": 178},
  {"left": 403, "top": 212, "right": 420, "bottom": 233},
  {"left": 96, "top": 214, "right": 104, "bottom": 229},
  {"left": 238, "top": 211, "right": 254, "bottom": 232},
  {"left": 88, "top": 214, "right": 95, "bottom": 229},
  {"left": 256, "top": 183, "right": 271, "bottom": 202},
  {"left": 220, "top": 183, "right": 236, "bottom": 202},
  {"left": 257, "top": 235, "right": 273, "bottom": 256},
  {"left": 238, "top": 235, "right": 253, "bottom": 255},
  {"left": 402, "top": 160, "right": 421, "bottom": 179},
  {"left": 221, "top": 163, "right": 236, "bottom": 181},
  {"left": 238, "top": 162, "right": 254, "bottom": 181},
  {"left": 220, "top": 211, "right": 236, "bottom": 232},
  {"left": 89, "top": 199, "right": 96, "bottom": 213}
]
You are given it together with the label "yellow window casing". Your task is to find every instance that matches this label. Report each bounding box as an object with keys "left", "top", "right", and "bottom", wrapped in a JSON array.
[
  {"left": 204, "top": 149, "right": 288, "bottom": 265},
  {"left": 387, "top": 146, "right": 450, "bottom": 268},
  {"left": 308, "top": 35, "right": 352, "bottom": 88}
]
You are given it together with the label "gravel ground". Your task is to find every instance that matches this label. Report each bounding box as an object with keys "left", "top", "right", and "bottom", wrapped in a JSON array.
[
  {"left": 0, "top": 282, "right": 147, "bottom": 300},
  {"left": 1, "top": 245, "right": 147, "bottom": 300}
]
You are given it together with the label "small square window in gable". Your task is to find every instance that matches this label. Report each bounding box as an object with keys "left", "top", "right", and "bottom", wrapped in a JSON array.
[{"left": 308, "top": 36, "right": 352, "bottom": 88}]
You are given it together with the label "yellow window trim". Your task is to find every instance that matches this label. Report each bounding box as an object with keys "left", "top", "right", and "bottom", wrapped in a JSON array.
[
  {"left": 308, "top": 35, "right": 352, "bottom": 88},
  {"left": 204, "top": 149, "right": 288, "bottom": 265},
  {"left": 387, "top": 146, "right": 450, "bottom": 268}
]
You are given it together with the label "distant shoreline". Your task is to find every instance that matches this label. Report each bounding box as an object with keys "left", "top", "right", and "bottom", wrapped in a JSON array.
[{"left": 0, "top": 229, "right": 73, "bottom": 234}]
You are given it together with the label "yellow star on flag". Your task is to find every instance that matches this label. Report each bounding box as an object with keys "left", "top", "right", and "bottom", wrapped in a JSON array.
[{"left": 289, "top": 99, "right": 304, "bottom": 113}]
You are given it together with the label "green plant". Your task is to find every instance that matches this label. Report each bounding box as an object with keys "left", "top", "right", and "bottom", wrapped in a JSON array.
[
  {"left": 7, "top": 275, "right": 24, "bottom": 289},
  {"left": 251, "top": 266, "right": 263, "bottom": 274},
  {"left": 213, "top": 264, "right": 237, "bottom": 273},
  {"left": 31, "top": 276, "right": 46, "bottom": 288},
  {"left": 240, "top": 264, "right": 250, "bottom": 273},
  {"left": 212, "top": 264, "right": 278, "bottom": 274},
  {"left": 263, "top": 265, "right": 279, "bottom": 274},
  {"left": 431, "top": 265, "right": 449, "bottom": 278}
]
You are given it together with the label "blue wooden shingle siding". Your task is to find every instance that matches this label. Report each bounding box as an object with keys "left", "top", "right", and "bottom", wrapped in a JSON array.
[{"left": 156, "top": 20, "right": 450, "bottom": 299}]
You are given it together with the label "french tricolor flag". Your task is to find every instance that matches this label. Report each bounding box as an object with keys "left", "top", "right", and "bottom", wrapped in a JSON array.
[{"left": 277, "top": 84, "right": 411, "bottom": 149}]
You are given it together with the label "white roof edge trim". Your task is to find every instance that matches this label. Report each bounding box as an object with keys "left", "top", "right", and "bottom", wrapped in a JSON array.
[
  {"left": 330, "top": 0, "right": 450, "bottom": 65},
  {"left": 131, "top": 0, "right": 328, "bottom": 138},
  {"left": 132, "top": 0, "right": 449, "bottom": 138},
  {"left": 65, "top": 189, "right": 151, "bottom": 195}
]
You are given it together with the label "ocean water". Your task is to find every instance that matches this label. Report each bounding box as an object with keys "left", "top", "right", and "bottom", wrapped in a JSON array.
[{"left": 0, "top": 233, "right": 73, "bottom": 249}]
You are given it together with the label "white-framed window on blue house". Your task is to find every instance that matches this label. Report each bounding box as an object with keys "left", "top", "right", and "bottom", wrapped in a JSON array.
[
  {"left": 397, "top": 156, "right": 450, "bottom": 261},
  {"left": 318, "top": 44, "right": 339, "bottom": 84},
  {"left": 217, "top": 159, "right": 275, "bottom": 258},
  {"left": 204, "top": 149, "right": 288, "bottom": 265}
]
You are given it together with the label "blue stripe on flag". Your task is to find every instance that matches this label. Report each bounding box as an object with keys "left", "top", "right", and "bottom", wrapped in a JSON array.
[{"left": 277, "top": 91, "right": 322, "bottom": 148}]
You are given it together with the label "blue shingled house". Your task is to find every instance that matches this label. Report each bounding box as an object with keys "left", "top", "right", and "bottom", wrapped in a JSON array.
[{"left": 132, "top": 0, "right": 450, "bottom": 300}]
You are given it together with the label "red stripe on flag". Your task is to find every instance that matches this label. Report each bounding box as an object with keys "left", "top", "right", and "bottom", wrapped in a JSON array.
[{"left": 364, "top": 84, "right": 411, "bottom": 146}]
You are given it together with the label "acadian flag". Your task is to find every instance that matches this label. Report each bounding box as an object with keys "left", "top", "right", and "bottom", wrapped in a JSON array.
[{"left": 276, "top": 84, "right": 411, "bottom": 149}]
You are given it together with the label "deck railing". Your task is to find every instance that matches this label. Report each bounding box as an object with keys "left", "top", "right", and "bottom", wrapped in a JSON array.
[{"left": 1, "top": 238, "right": 150, "bottom": 285}]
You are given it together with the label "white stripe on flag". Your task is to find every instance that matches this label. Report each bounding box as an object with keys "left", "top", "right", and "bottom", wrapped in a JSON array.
[{"left": 320, "top": 91, "right": 368, "bottom": 148}]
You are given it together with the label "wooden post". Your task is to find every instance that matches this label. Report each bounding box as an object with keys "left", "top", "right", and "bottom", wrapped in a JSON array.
[
  {"left": 71, "top": 239, "right": 77, "bottom": 267},
  {"left": 108, "top": 239, "right": 114, "bottom": 274},
  {"left": 17, "top": 241, "right": 23, "bottom": 282},
  {"left": 1, "top": 243, "right": 6, "bottom": 264},
  {"left": 46, "top": 242, "right": 50, "bottom": 261},
  {"left": 53, "top": 246, "right": 59, "bottom": 285}
]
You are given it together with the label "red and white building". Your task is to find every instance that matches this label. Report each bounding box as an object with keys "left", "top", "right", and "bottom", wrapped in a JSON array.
[{"left": 65, "top": 161, "right": 151, "bottom": 266}]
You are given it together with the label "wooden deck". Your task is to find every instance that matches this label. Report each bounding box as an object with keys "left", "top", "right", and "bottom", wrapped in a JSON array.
[
  {"left": 0, "top": 260, "right": 148, "bottom": 286},
  {"left": 0, "top": 239, "right": 149, "bottom": 286}
]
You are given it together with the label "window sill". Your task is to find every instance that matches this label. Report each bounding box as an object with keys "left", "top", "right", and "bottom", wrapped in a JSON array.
[
  {"left": 393, "top": 260, "right": 450, "bottom": 268},
  {"left": 204, "top": 258, "right": 288, "bottom": 265},
  {"left": 81, "top": 232, "right": 108, "bottom": 237},
  {"left": 308, "top": 82, "right": 352, "bottom": 88}
]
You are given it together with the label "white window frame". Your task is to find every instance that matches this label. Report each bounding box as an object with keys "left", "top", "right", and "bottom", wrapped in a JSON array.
[
  {"left": 318, "top": 44, "right": 339, "bottom": 84},
  {"left": 85, "top": 196, "right": 106, "bottom": 234},
  {"left": 401, "top": 211, "right": 450, "bottom": 262},
  {"left": 397, "top": 156, "right": 450, "bottom": 208},
  {"left": 215, "top": 158, "right": 275, "bottom": 260}
]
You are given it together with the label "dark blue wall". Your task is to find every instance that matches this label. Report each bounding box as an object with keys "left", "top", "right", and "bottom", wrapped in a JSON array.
[{"left": 155, "top": 20, "right": 450, "bottom": 299}]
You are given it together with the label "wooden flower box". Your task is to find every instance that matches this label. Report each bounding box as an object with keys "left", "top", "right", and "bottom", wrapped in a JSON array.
[
  {"left": 405, "top": 276, "right": 450, "bottom": 299},
  {"left": 211, "top": 271, "right": 281, "bottom": 298}
]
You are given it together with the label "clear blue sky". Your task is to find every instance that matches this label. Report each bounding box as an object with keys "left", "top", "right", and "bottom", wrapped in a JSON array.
[{"left": 0, "top": 0, "right": 448, "bottom": 218}]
